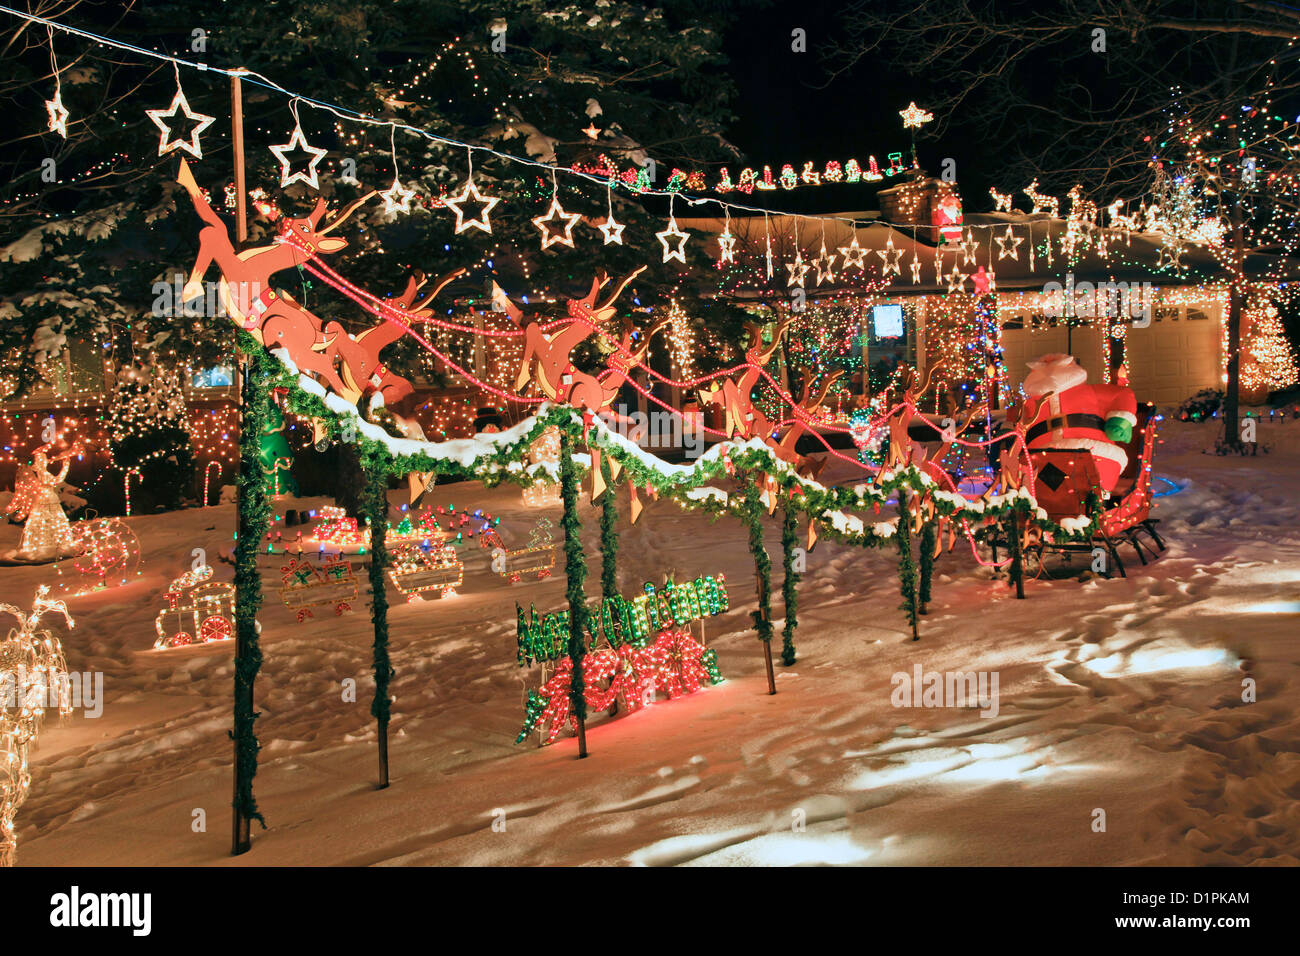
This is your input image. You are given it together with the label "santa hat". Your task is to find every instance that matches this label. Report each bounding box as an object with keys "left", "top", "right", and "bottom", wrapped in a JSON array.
[{"left": 1024, "top": 353, "right": 1087, "bottom": 397}]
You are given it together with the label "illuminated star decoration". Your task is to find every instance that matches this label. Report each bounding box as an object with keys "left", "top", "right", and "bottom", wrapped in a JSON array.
[
  {"left": 582, "top": 123, "right": 601, "bottom": 140},
  {"left": 946, "top": 264, "right": 967, "bottom": 294},
  {"left": 838, "top": 234, "right": 868, "bottom": 272},
  {"left": 764, "top": 216, "right": 775, "bottom": 279},
  {"left": 380, "top": 177, "right": 418, "bottom": 216},
  {"left": 270, "top": 121, "right": 328, "bottom": 190},
  {"left": 656, "top": 212, "right": 690, "bottom": 263},
  {"left": 443, "top": 176, "right": 500, "bottom": 233},
  {"left": 717, "top": 225, "right": 737, "bottom": 264},
  {"left": 785, "top": 248, "right": 810, "bottom": 287},
  {"left": 877, "top": 236, "right": 904, "bottom": 276},
  {"left": 959, "top": 230, "right": 980, "bottom": 266},
  {"left": 910, "top": 255, "right": 922, "bottom": 284},
  {"left": 813, "top": 242, "right": 836, "bottom": 285},
  {"left": 971, "top": 266, "right": 991, "bottom": 296},
  {"left": 146, "top": 76, "right": 215, "bottom": 160},
  {"left": 596, "top": 185, "right": 624, "bottom": 245},
  {"left": 46, "top": 88, "right": 69, "bottom": 139},
  {"left": 995, "top": 224, "right": 1024, "bottom": 260},
  {"left": 899, "top": 102, "right": 934, "bottom": 130},
  {"left": 533, "top": 195, "right": 582, "bottom": 250}
]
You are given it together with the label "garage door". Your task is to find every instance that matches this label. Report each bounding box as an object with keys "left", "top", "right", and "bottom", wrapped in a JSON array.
[
  {"left": 999, "top": 324, "right": 1104, "bottom": 403},
  {"left": 1125, "top": 309, "right": 1222, "bottom": 406}
]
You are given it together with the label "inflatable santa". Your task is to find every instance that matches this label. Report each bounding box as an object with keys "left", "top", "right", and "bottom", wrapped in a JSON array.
[{"left": 1021, "top": 353, "right": 1138, "bottom": 493}]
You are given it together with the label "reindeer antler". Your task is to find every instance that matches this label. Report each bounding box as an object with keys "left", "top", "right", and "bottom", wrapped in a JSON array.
[
  {"left": 799, "top": 370, "right": 843, "bottom": 412},
  {"left": 317, "top": 191, "right": 377, "bottom": 235},
  {"left": 596, "top": 266, "right": 646, "bottom": 314}
]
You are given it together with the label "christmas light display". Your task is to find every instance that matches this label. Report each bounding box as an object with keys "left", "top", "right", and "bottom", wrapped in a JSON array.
[
  {"left": 483, "top": 518, "right": 556, "bottom": 584},
  {"left": 532, "top": 191, "right": 581, "bottom": 250},
  {"left": 385, "top": 542, "right": 463, "bottom": 601},
  {"left": 278, "top": 555, "right": 358, "bottom": 623},
  {"left": 1, "top": 586, "right": 73, "bottom": 866},
  {"left": 53, "top": 518, "right": 142, "bottom": 597},
  {"left": 13, "top": 448, "right": 76, "bottom": 562},
  {"left": 1242, "top": 296, "right": 1299, "bottom": 394},
  {"left": 153, "top": 565, "right": 236, "bottom": 649}
]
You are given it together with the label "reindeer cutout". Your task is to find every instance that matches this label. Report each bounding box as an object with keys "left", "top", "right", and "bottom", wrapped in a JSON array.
[
  {"left": 883, "top": 363, "right": 942, "bottom": 471},
  {"left": 698, "top": 317, "right": 793, "bottom": 440},
  {"left": 500, "top": 267, "right": 647, "bottom": 416},
  {"left": 178, "top": 158, "right": 372, "bottom": 396},
  {"left": 768, "top": 370, "right": 842, "bottom": 479},
  {"left": 335, "top": 268, "right": 467, "bottom": 407}
]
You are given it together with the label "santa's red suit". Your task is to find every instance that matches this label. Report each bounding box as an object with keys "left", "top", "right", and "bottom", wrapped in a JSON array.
[{"left": 1021, "top": 354, "right": 1138, "bottom": 493}]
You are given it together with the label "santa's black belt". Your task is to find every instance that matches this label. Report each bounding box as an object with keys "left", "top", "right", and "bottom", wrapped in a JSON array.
[{"left": 1026, "top": 413, "right": 1105, "bottom": 444}]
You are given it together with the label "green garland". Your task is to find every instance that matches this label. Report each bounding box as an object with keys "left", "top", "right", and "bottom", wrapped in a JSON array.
[
  {"left": 779, "top": 505, "right": 799, "bottom": 665},
  {"left": 599, "top": 455, "right": 619, "bottom": 601},
  {"left": 1005, "top": 509, "right": 1025, "bottom": 598},
  {"left": 362, "top": 450, "right": 394, "bottom": 783},
  {"left": 232, "top": 353, "right": 271, "bottom": 832},
  {"left": 742, "top": 481, "right": 774, "bottom": 645},
  {"left": 896, "top": 495, "right": 919, "bottom": 641},
  {"left": 918, "top": 519, "right": 936, "bottom": 615},
  {"left": 558, "top": 431, "right": 590, "bottom": 732}
]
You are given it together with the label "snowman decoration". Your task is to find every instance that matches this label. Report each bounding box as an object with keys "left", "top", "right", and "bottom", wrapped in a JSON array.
[{"left": 1020, "top": 354, "right": 1137, "bottom": 494}]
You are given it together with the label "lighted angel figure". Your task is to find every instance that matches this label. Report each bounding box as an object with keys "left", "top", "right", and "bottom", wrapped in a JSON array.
[
  {"left": 1, "top": 586, "right": 74, "bottom": 866},
  {"left": 14, "top": 447, "right": 76, "bottom": 561}
]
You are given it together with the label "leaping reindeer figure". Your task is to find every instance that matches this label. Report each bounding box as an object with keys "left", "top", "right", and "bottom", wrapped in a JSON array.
[
  {"left": 336, "top": 268, "right": 467, "bottom": 407},
  {"left": 698, "top": 317, "right": 794, "bottom": 440},
  {"left": 178, "top": 158, "right": 372, "bottom": 397},
  {"left": 768, "top": 370, "right": 843, "bottom": 479}
]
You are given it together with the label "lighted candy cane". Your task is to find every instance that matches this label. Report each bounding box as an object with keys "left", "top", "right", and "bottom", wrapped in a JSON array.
[
  {"left": 271, "top": 457, "right": 292, "bottom": 497},
  {"left": 203, "top": 461, "right": 223, "bottom": 506},
  {"left": 123, "top": 468, "right": 142, "bottom": 517}
]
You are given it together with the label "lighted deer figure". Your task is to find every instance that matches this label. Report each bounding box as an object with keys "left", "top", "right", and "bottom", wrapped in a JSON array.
[
  {"left": 768, "top": 370, "right": 843, "bottom": 479},
  {"left": 177, "top": 158, "right": 373, "bottom": 396},
  {"left": 597, "top": 314, "right": 670, "bottom": 410},
  {"left": 883, "top": 363, "right": 942, "bottom": 472},
  {"left": 1, "top": 586, "right": 73, "bottom": 867},
  {"left": 503, "top": 267, "right": 647, "bottom": 413},
  {"left": 336, "top": 268, "right": 467, "bottom": 407},
  {"left": 698, "top": 317, "right": 794, "bottom": 440}
]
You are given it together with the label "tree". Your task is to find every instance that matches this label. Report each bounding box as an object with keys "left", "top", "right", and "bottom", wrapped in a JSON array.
[{"left": 1, "top": 1, "right": 754, "bottom": 405}]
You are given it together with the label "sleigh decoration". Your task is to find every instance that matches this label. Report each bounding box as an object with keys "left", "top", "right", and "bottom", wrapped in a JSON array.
[
  {"left": 385, "top": 542, "right": 463, "bottom": 601},
  {"left": 153, "top": 565, "right": 235, "bottom": 649},
  {"left": 278, "top": 555, "right": 358, "bottom": 622},
  {"left": 481, "top": 518, "right": 556, "bottom": 584}
]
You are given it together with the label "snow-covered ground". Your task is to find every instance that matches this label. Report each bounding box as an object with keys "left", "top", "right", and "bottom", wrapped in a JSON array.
[{"left": 8, "top": 417, "right": 1300, "bottom": 866}]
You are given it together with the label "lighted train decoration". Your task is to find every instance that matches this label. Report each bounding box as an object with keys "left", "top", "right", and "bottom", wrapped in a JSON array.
[
  {"left": 278, "top": 554, "right": 359, "bottom": 622},
  {"left": 385, "top": 542, "right": 463, "bottom": 601},
  {"left": 153, "top": 565, "right": 235, "bottom": 649}
]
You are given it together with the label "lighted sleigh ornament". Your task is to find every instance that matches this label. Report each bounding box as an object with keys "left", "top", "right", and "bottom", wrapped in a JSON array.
[
  {"left": 153, "top": 565, "right": 235, "bottom": 649},
  {"left": 992, "top": 354, "right": 1166, "bottom": 578},
  {"left": 385, "top": 541, "right": 463, "bottom": 601}
]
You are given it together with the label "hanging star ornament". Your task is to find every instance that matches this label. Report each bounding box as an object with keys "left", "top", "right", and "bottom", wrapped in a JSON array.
[
  {"left": 764, "top": 232, "right": 775, "bottom": 280},
  {"left": 785, "top": 248, "right": 810, "bottom": 287},
  {"left": 838, "top": 235, "right": 868, "bottom": 272},
  {"left": 45, "top": 88, "right": 69, "bottom": 138},
  {"left": 877, "top": 237, "right": 904, "bottom": 276},
  {"left": 597, "top": 212, "right": 626, "bottom": 245},
  {"left": 380, "top": 177, "right": 418, "bottom": 216},
  {"left": 813, "top": 243, "right": 837, "bottom": 285},
  {"left": 995, "top": 224, "right": 1024, "bottom": 261},
  {"left": 656, "top": 216, "right": 690, "bottom": 263},
  {"left": 946, "top": 264, "right": 967, "bottom": 294},
  {"left": 533, "top": 196, "right": 582, "bottom": 250},
  {"left": 443, "top": 176, "right": 500, "bottom": 234},
  {"left": 717, "top": 226, "right": 737, "bottom": 264},
  {"left": 959, "top": 230, "right": 980, "bottom": 265},
  {"left": 270, "top": 124, "right": 328, "bottom": 190},
  {"left": 909, "top": 255, "right": 922, "bottom": 284},
  {"left": 146, "top": 83, "right": 215, "bottom": 160}
]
